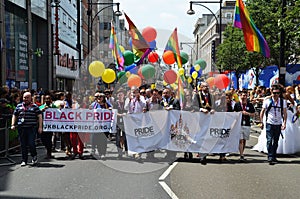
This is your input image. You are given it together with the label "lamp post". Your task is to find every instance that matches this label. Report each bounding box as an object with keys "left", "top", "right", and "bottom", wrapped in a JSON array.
[
  {"left": 279, "top": 0, "right": 287, "bottom": 86},
  {"left": 87, "top": 1, "right": 122, "bottom": 54},
  {"left": 187, "top": 1, "right": 223, "bottom": 43},
  {"left": 51, "top": 0, "right": 60, "bottom": 55}
]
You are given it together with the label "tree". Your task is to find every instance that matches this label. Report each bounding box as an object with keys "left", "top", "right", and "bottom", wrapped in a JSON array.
[
  {"left": 247, "top": 0, "right": 300, "bottom": 66},
  {"left": 216, "top": 24, "right": 265, "bottom": 88}
]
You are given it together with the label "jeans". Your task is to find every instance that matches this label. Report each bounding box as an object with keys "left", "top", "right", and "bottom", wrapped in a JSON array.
[
  {"left": 18, "top": 127, "right": 37, "bottom": 163},
  {"left": 265, "top": 123, "right": 281, "bottom": 160}
]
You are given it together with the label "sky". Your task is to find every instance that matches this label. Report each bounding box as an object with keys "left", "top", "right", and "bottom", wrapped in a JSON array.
[{"left": 115, "top": 0, "right": 219, "bottom": 52}]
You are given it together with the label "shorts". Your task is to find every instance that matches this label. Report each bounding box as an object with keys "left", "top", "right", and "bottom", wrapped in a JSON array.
[{"left": 240, "top": 126, "right": 251, "bottom": 140}]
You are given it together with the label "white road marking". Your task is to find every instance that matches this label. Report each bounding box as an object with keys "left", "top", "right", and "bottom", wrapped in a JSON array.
[
  {"left": 159, "top": 162, "right": 178, "bottom": 181},
  {"left": 159, "top": 162, "right": 179, "bottom": 199},
  {"left": 159, "top": 181, "right": 179, "bottom": 199}
]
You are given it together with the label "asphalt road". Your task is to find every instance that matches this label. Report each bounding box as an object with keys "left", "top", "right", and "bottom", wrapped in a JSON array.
[{"left": 0, "top": 127, "right": 299, "bottom": 199}]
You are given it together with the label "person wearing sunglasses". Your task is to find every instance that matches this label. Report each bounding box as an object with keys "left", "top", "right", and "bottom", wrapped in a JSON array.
[{"left": 260, "top": 84, "right": 287, "bottom": 165}]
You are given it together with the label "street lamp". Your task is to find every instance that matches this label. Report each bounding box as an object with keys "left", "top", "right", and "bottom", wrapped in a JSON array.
[
  {"left": 187, "top": 1, "right": 222, "bottom": 43},
  {"left": 87, "top": 1, "right": 122, "bottom": 53}
]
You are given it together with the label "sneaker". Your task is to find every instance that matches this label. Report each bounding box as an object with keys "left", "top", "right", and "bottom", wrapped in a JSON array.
[
  {"left": 199, "top": 157, "right": 207, "bottom": 165},
  {"left": 20, "top": 161, "right": 27, "bottom": 167},
  {"left": 32, "top": 156, "right": 38, "bottom": 165}
]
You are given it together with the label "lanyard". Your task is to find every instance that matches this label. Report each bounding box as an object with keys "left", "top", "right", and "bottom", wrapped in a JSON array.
[
  {"left": 242, "top": 103, "right": 246, "bottom": 111},
  {"left": 21, "top": 103, "right": 32, "bottom": 111},
  {"left": 272, "top": 99, "right": 279, "bottom": 117}
]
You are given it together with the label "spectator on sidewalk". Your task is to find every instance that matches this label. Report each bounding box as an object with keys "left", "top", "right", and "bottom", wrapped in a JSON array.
[{"left": 11, "top": 92, "right": 43, "bottom": 166}]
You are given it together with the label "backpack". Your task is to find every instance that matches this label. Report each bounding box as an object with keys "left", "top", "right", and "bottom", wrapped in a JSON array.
[{"left": 265, "top": 98, "right": 284, "bottom": 121}]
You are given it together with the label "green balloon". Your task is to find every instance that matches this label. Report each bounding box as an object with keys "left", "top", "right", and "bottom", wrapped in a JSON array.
[
  {"left": 123, "top": 50, "right": 135, "bottom": 66},
  {"left": 141, "top": 64, "right": 156, "bottom": 80},
  {"left": 117, "top": 71, "right": 127, "bottom": 84},
  {"left": 194, "top": 59, "right": 207, "bottom": 70},
  {"left": 180, "top": 51, "right": 189, "bottom": 65}
]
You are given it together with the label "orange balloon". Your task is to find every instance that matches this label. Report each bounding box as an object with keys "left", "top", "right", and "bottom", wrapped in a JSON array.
[
  {"left": 162, "top": 50, "right": 176, "bottom": 65},
  {"left": 127, "top": 74, "right": 142, "bottom": 88},
  {"left": 206, "top": 77, "right": 215, "bottom": 88}
]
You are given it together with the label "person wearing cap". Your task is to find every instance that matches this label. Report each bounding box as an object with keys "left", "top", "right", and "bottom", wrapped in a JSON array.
[{"left": 11, "top": 92, "right": 43, "bottom": 167}]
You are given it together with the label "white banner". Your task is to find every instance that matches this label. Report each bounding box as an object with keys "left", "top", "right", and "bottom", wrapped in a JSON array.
[
  {"left": 43, "top": 108, "right": 117, "bottom": 133},
  {"left": 124, "top": 110, "right": 242, "bottom": 153}
]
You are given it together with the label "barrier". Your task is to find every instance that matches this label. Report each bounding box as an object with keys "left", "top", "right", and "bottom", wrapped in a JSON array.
[{"left": 0, "top": 117, "right": 16, "bottom": 166}]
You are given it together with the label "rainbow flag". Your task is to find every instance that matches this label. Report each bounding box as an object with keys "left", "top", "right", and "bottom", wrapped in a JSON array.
[
  {"left": 164, "top": 28, "right": 182, "bottom": 68},
  {"left": 233, "top": 0, "right": 270, "bottom": 58},
  {"left": 109, "top": 22, "right": 124, "bottom": 70},
  {"left": 177, "top": 75, "right": 185, "bottom": 110},
  {"left": 124, "top": 13, "right": 150, "bottom": 62}
]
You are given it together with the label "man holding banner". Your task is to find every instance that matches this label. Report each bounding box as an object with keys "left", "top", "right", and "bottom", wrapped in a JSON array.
[{"left": 192, "top": 82, "right": 215, "bottom": 164}]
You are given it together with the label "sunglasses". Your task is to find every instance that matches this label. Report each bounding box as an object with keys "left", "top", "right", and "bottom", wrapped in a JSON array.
[
  {"left": 94, "top": 96, "right": 100, "bottom": 98},
  {"left": 273, "top": 92, "right": 280, "bottom": 94}
]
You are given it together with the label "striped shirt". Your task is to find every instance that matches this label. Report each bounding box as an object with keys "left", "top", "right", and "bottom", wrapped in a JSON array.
[{"left": 13, "top": 102, "right": 42, "bottom": 128}]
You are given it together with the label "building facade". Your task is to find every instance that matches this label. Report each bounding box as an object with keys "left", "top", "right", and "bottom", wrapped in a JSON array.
[{"left": 193, "top": 0, "right": 235, "bottom": 75}]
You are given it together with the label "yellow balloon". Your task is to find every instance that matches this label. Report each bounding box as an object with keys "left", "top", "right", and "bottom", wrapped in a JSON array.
[
  {"left": 192, "top": 71, "right": 198, "bottom": 79},
  {"left": 194, "top": 64, "right": 200, "bottom": 72},
  {"left": 178, "top": 68, "right": 185, "bottom": 76},
  {"left": 102, "top": 69, "right": 116, "bottom": 83},
  {"left": 126, "top": 71, "right": 131, "bottom": 78},
  {"left": 119, "top": 45, "right": 125, "bottom": 53},
  {"left": 188, "top": 77, "right": 193, "bottom": 83},
  {"left": 163, "top": 80, "right": 168, "bottom": 86},
  {"left": 88, "top": 61, "right": 105, "bottom": 78}
]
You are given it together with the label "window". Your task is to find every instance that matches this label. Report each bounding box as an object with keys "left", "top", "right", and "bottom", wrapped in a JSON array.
[
  {"left": 68, "top": 18, "right": 72, "bottom": 29},
  {"left": 225, "top": 12, "right": 232, "bottom": 19},
  {"left": 63, "top": 13, "right": 67, "bottom": 24},
  {"left": 73, "top": 22, "right": 76, "bottom": 33}
]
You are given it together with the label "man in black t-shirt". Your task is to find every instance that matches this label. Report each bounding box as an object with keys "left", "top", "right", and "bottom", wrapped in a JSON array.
[{"left": 234, "top": 90, "right": 255, "bottom": 162}]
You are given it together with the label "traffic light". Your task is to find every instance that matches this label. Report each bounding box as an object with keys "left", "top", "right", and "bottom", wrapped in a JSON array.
[{"left": 211, "top": 40, "right": 216, "bottom": 62}]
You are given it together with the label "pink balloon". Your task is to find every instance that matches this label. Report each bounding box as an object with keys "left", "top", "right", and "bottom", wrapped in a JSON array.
[
  {"left": 142, "top": 26, "right": 157, "bottom": 42},
  {"left": 164, "top": 70, "right": 177, "bottom": 84}
]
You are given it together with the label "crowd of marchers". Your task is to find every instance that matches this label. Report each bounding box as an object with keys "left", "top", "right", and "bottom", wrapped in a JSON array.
[{"left": 0, "top": 82, "right": 299, "bottom": 166}]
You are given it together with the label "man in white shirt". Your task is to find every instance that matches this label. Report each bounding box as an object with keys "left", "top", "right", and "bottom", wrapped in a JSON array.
[{"left": 260, "top": 84, "right": 287, "bottom": 164}]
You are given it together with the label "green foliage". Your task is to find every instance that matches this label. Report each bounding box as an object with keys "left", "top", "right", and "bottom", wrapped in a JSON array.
[
  {"left": 247, "top": 0, "right": 300, "bottom": 65},
  {"left": 216, "top": 0, "right": 299, "bottom": 87}
]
